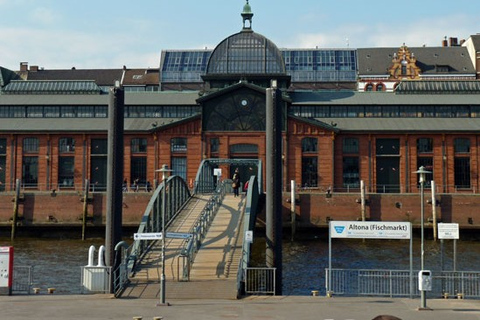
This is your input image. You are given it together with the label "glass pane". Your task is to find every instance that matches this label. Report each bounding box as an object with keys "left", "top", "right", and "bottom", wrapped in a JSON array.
[
  {"left": 91, "top": 139, "right": 108, "bottom": 155},
  {"left": 58, "top": 157, "right": 74, "bottom": 188},
  {"left": 343, "top": 157, "right": 359, "bottom": 188},
  {"left": 454, "top": 157, "right": 470, "bottom": 188},
  {"left": 417, "top": 138, "right": 433, "bottom": 153},
  {"left": 22, "top": 156, "right": 38, "bottom": 187},
  {"left": 343, "top": 138, "right": 359, "bottom": 154},
  {"left": 301, "top": 138, "right": 318, "bottom": 152},
  {"left": 171, "top": 138, "right": 187, "bottom": 152},
  {"left": 59, "top": 138, "right": 75, "bottom": 153},
  {"left": 131, "top": 138, "right": 147, "bottom": 153},
  {"left": 172, "top": 157, "right": 187, "bottom": 181},
  {"left": 301, "top": 157, "right": 317, "bottom": 187},
  {"left": 23, "top": 138, "right": 39, "bottom": 153}
]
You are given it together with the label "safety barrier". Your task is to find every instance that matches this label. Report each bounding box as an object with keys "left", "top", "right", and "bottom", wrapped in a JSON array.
[
  {"left": 326, "top": 268, "right": 480, "bottom": 298},
  {"left": 13, "top": 266, "right": 33, "bottom": 294},
  {"left": 244, "top": 267, "right": 276, "bottom": 295}
]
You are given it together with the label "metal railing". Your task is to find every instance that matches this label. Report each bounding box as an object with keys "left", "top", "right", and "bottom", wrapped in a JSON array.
[
  {"left": 236, "top": 175, "right": 263, "bottom": 296},
  {"left": 110, "top": 175, "right": 190, "bottom": 295},
  {"left": 326, "top": 268, "right": 480, "bottom": 298},
  {"left": 177, "top": 182, "right": 227, "bottom": 281},
  {"left": 13, "top": 266, "right": 33, "bottom": 294},
  {"left": 244, "top": 267, "right": 276, "bottom": 295}
]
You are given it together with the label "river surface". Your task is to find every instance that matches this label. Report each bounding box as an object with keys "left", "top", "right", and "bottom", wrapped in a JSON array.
[{"left": 1, "top": 235, "right": 480, "bottom": 295}]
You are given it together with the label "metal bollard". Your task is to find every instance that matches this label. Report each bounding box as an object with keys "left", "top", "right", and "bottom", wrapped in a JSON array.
[
  {"left": 133, "top": 317, "right": 142, "bottom": 320},
  {"left": 153, "top": 317, "right": 163, "bottom": 320},
  {"left": 311, "top": 290, "right": 319, "bottom": 296}
]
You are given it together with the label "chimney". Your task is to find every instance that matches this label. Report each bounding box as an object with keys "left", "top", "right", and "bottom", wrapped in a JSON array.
[
  {"left": 442, "top": 37, "right": 448, "bottom": 47},
  {"left": 449, "top": 37, "right": 458, "bottom": 46},
  {"left": 20, "top": 62, "right": 28, "bottom": 72},
  {"left": 30, "top": 65, "right": 39, "bottom": 72}
]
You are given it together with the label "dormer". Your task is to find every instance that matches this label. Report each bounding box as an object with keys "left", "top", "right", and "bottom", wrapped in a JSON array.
[{"left": 388, "top": 44, "right": 421, "bottom": 79}]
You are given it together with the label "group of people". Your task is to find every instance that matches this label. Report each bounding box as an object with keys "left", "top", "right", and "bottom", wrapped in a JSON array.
[
  {"left": 122, "top": 179, "right": 152, "bottom": 192},
  {"left": 232, "top": 168, "right": 249, "bottom": 197}
]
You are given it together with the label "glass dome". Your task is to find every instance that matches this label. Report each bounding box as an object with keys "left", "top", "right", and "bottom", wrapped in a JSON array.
[{"left": 206, "top": 31, "right": 286, "bottom": 75}]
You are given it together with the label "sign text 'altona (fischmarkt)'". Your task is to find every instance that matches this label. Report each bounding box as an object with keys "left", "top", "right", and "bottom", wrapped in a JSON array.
[{"left": 330, "top": 221, "right": 411, "bottom": 239}]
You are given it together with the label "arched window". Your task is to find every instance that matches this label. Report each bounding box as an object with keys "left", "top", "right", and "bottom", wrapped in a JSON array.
[{"left": 365, "top": 83, "right": 374, "bottom": 91}]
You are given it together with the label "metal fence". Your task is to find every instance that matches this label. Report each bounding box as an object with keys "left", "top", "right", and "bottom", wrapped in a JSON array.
[
  {"left": 326, "top": 269, "right": 480, "bottom": 299},
  {"left": 13, "top": 266, "right": 33, "bottom": 294},
  {"left": 81, "top": 266, "right": 112, "bottom": 294},
  {"left": 244, "top": 267, "right": 276, "bottom": 295}
]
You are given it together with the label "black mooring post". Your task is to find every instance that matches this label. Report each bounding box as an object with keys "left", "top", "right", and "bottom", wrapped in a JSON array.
[
  {"left": 266, "top": 84, "right": 283, "bottom": 295},
  {"left": 105, "top": 84, "right": 124, "bottom": 293}
]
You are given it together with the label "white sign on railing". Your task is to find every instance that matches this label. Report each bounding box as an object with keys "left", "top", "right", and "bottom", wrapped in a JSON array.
[
  {"left": 134, "top": 233, "right": 163, "bottom": 240},
  {"left": 330, "top": 221, "right": 411, "bottom": 239},
  {"left": 438, "top": 223, "right": 459, "bottom": 239}
]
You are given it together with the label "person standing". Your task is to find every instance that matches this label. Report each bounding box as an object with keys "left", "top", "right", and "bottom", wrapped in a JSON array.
[{"left": 232, "top": 168, "right": 240, "bottom": 197}]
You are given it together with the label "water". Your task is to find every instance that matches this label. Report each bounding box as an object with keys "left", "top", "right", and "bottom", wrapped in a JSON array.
[
  {"left": 0, "top": 237, "right": 105, "bottom": 294},
  {"left": 2, "top": 235, "right": 480, "bottom": 295},
  {"left": 256, "top": 235, "right": 480, "bottom": 295}
]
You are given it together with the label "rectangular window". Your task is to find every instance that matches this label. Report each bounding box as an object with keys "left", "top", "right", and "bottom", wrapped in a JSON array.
[
  {"left": 343, "top": 138, "right": 359, "bottom": 154},
  {"left": 171, "top": 138, "right": 187, "bottom": 152},
  {"left": 0, "top": 138, "right": 5, "bottom": 191},
  {"left": 454, "top": 138, "right": 470, "bottom": 153},
  {"left": 131, "top": 157, "right": 147, "bottom": 187},
  {"left": 172, "top": 157, "right": 187, "bottom": 181},
  {"left": 22, "top": 156, "right": 38, "bottom": 187},
  {"left": 77, "top": 107, "right": 95, "bottom": 117},
  {"left": 44, "top": 106, "right": 60, "bottom": 117},
  {"left": 91, "top": 139, "right": 108, "bottom": 155},
  {"left": 59, "top": 138, "right": 75, "bottom": 153},
  {"left": 417, "top": 157, "right": 433, "bottom": 188},
  {"left": 417, "top": 138, "right": 433, "bottom": 154},
  {"left": 26, "top": 106, "right": 44, "bottom": 117},
  {"left": 61, "top": 106, "right": 76, "bottom": 118},
  {"left": 343, "top": 157, "right": 359, "bottom": 189},
  {"left": 454, "top": 157, "right": 470, "bottom": 189},
  {"left": 301, "top": 138, "right": 318, "bottom": 153},
  {"left": 131, "top": 138, "right": 147, "bottom": 153},
  {"left": 301, "top": 156, "right": 318, "bottom": 187},
  {"left": 376, "top": 139, "right": 399, "bottom": 155},
  {"left": 58, "top": 157, "right": 75, "bottom": 188},
  {"left": 23, "top": 137, "right": 39, "bottom": 153},
  {"left": 0, "top": 138, "right": 6, "bottom": 155},
  {"left": 210, "top": 138, "right": 219, "bottom": 153}
]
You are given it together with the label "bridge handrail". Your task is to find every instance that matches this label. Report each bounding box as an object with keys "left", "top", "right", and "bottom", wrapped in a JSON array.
[
  {"left": 124, "top": 175, "right": 191, "bottom": 275},
  {"left": 178, "top": 181, "right": 227, "bottom": 280},
  {"left": 237, "top": 175, "right": 261, "bottom": 297}
]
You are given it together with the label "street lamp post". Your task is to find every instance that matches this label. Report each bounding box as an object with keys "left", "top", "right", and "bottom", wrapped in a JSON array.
[
  {"left": 156, "top": 164, "right": 172, "bottom": 305},
  {"left": 414, "top": 165, "right": 431, "bottom": 309}
]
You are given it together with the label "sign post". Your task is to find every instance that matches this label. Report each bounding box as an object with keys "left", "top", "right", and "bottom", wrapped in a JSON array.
[{"left": 438, "top": 223, "right": 459, "bottom": 271}]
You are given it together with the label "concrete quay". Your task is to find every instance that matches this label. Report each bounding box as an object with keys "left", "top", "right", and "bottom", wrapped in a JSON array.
[{"left": 1, "top": 294, "right": 480, "bottom": 320}]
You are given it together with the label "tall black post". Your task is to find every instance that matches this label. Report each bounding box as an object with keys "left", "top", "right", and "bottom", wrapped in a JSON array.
[
  {"left": 266, "top": 84, "right": 283, "bottom": 295},
  {"left": 105, "top": 84, "right": 124, "bottom": 293}
]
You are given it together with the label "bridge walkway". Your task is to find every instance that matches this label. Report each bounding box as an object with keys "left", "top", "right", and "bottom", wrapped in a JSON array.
[{"left": 121, "top": 194, "right": 246, "bottom": 300}]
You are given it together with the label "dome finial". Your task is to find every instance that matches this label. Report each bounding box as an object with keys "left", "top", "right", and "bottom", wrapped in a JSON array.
[{"left": 242, "top": 0, "right": 254, "bottom": 30}]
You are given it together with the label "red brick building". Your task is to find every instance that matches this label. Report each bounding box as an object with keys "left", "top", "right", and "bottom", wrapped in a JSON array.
[{"left": 2, "top": 2, "right": 480, "bottom": 229}]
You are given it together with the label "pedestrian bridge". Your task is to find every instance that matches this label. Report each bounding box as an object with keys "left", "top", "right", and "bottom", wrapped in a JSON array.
[{"left": 116, "top": 159, "right": 263, "bottom": 299}]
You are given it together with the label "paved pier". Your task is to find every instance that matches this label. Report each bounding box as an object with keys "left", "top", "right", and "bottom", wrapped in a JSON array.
[{"left": 1, "top": 294, "right": 480, "bottom": 320}]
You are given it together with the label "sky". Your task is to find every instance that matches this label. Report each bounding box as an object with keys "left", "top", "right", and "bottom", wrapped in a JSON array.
[{"left": 1, "top": 0, "right": 479, "bottom": 71}]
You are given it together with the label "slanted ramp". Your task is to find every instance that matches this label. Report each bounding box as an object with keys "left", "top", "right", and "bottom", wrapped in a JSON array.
[{"left": 120, "top": 194, "right": 246, "bottom": 300}]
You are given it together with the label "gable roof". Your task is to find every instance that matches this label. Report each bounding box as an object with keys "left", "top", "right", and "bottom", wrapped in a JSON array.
[{"left": 358, "top": 46, "right": 475, "bottom": 77}]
